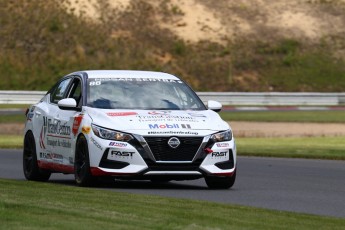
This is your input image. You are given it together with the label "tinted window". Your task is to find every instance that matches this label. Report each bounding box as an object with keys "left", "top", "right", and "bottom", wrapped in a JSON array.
[
  {"left": 87, "top": 78, "right": 205, "bottom": 110},
  {"left": 50, "top": 78, "right": 72, "bottom": 104},
  {"left": 67, "top": 79, "right": 82, "bottom": 105}
]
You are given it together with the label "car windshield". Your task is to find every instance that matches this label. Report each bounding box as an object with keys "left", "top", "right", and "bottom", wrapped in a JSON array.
[{"left": 87, "top": 78, "right": 206, "bottom": 110}]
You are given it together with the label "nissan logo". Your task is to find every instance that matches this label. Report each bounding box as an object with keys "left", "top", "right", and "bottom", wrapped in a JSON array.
[{"left": 168, "top": 137, "right": 180, "bottom": 148}]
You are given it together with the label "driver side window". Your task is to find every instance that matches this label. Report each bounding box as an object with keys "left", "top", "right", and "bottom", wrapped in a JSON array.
[
  {"left": 67, "top": 79, "right": 82, "bottom": 105},
  {"left": 50, "top": 78, "right": 72, "bottom": 104}
]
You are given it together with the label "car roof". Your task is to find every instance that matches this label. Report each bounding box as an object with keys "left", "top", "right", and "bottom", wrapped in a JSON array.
[{"left": 75, "top": 70, "right": 180, "bottom": 80}]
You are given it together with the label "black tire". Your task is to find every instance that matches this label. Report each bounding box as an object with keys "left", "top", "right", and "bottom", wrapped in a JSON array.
[
  {"left": 74, "top": 135, "right": 95, "bottom": 186},
  {"left": 23, "top": 131, "right": 51, "bottom": 181},
  {"left": 205, "top": 170, "right": 236, "bottom": 189}
]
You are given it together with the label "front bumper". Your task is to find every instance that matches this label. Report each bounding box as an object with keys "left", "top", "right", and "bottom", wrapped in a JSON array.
[{"left": 87, "top": 134, "right": 236, "bottom": 179}]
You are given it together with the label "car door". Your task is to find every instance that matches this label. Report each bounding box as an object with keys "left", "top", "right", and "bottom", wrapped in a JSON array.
[
  {"left": 55, "top": 77, "right": 84, "bottom": 168},
  {"left": 41, "top": 77, "right": 73, "bottom": 169}
]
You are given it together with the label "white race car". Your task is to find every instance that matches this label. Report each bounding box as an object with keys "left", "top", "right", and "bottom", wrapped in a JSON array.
[{"left": 23, "top": 70, "right": 236, "bottom": 189}]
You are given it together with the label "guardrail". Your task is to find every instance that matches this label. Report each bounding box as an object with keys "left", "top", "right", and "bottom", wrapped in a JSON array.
[
  {"left": 0, "top": 91, "right": 47, "bottom": 105},
  {"left": 197, "top": 92, "right": 345, "bottom": 106},
  {"left": 1, "top": 90, "right": 345, "bottom": 106}
]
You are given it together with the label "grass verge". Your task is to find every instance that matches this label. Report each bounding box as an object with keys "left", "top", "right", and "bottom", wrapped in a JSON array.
[
  {"left": 0, "top": 135, "right": 22, "bottom": 149},
  {"left": 0, "top": 104, "right": 29, "bottom": 109},
  {"left": 0, "top": 114, "right": 26, "bottom": 123},
  {"left": 220, "top": 110, "right": 345, "bottom": 123},
  {"left": 237, "top": 136, "right": 345, "bottom": 160},
  {"left": 0, "top": 179, "right": 344, "bottom": 229}
]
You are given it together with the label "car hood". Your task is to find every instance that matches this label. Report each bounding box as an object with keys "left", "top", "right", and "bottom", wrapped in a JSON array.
[{"left": 84, "top": 108, "right": 229, "bottom": 136}]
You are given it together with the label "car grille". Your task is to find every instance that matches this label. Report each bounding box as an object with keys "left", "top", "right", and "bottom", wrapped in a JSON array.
[{"left": 144, "top": 136, "right": 204, "bottom": 161}]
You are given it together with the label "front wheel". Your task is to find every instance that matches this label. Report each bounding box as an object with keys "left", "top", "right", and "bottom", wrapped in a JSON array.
[
  {"left": 74, "top": 135, "right": 95, "bottom": 186},
  {"left": 23, "top": 131, "right": 51, "bottom": 181},
  {"left": 205, "top": 170, "right": 236, "bottom": 189}
]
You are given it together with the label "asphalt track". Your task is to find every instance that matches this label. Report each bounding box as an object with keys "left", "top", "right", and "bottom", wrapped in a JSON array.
[{"left": 1, "top": 149, "right": 344, "bottom": 218}]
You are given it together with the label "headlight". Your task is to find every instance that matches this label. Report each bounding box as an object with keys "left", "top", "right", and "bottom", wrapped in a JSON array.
[
  {"left": 91, "top": 124, "right": 133, "bottom": 142},
  {"left": 210, "top": 130, "right": 232, "bottom": 142}
]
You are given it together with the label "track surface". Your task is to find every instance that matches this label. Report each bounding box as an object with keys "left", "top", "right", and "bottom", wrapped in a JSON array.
[{"left": 1, "top": 149, "right": 344, "bottom": 218}]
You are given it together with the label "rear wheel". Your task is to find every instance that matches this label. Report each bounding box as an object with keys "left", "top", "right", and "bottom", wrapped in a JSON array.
[
  {"left": 74, "top": 135, "right": 95, "bottom": 186},
  {"left": 23, "top": 131, "right": 51, "bottom": 181},
  {"left": 205, "top": 170, "right": 236, "bottom": 189}
]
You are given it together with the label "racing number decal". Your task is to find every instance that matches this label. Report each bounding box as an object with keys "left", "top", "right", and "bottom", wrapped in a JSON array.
[{"left": 89, "top": 81, "right": 101, "bottom": 86}]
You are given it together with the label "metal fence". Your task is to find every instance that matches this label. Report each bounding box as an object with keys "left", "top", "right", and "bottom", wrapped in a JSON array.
[{"left": 1, "top": 90, "right": 345, "bottom": 106}]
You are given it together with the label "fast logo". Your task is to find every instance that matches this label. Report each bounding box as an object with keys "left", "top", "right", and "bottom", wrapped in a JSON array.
[
  {"left": 211, "top": 152, "right": 227, "bottom": 157},
  {"left": 111, "top": 151, "right": 135, "bottom": 157}
]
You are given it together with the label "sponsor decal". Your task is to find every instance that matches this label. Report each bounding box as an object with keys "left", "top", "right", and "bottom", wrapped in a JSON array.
[
  {"left": 40, "top": 152, "right": 52, "bottom": 159},
  {"left": 149, "top": 123, "right": 178, "bottom": 129},
  {"left": 148, "top": 111, "right": 171, "bottom": 115},
  {"left": 109, "top": 142, "right": 127, "bottom": 147},
  {"left": 90, "top": 137, "right": 103, "bottom": 150},
  {"left": 216, "top": 143, "right": 230, "bottom": 148},
  {"left": 107, "top": 112, "right": 137, "bottom": 116},
  {"left": 40, "top": 152, "right": 63, "bottom": 163},
  {"left": 82, "top": 126, "right": 91, "bottom": 134},
  {"left": 26, "top": 112, "right": 34, "bottom": 121},
  {"left": 39, "top": 117, "right": 49, "bottom": 149},
  {"left": 168, "top": 137, "right": 180, "bottom": 148},
  {"left": 211, "top": 151, "right": 227, "bottom": 157},
  {"left": 137, "top": 114, "right": 200, "bottom": 123},
  {"left": 111, "top": 150, "right": 135, "bottom": 157},
  {"left": 188, "top": 112, "right": 206, "bottom": 118},
  {"left": 39, "top": 126, "right": 46, "bottom": 149},
  {"left": 148, "top": 123, "right": 191, "bottom": 129},
  {"left": 43, "top": 116, "right": 71, "bottom": 137},
  {"left": 46, "top": 137, "right": 72, "bottom": 148},
  {"left": 72, "top": 114, "right": 83, "bottom": 136},
  {"left": 181, "top": 124, "right": 191, "bottom": 129},
  {"left": 148, "top": 131, "right": 198, "bottom": 135}
]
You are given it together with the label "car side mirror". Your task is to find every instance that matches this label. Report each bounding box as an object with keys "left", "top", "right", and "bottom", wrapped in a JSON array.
[
  {"left": 58, "top": 98, "right": 78, "bottom": 111},
  {"left": 207, "top": 100, "right": 222, "bottom": 112}
]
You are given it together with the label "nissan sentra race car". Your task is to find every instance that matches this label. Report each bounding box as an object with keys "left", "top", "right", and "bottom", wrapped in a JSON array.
[{"left": 23, "top": 70, "right": 236, "bottom": 189}]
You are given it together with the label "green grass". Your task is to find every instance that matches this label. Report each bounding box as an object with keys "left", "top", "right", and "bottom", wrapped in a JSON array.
[
  {"left": 0, "top": 104, "right": 27, "bottom": 123},
  {"left": 231, "top": 38, "right": 345, "bottom": 92},
  {"left": 220, "top": 110, "right": 345, "bottom": 123},
  {"left": 237, "top": 136, "right": 345, "bottom": 160},
  {"left": 0, "top": 179, "right": 344, "bottom": 229},
  {"left": 0, "top": 135, "right": 22, "bottom": 148},
  {"left": 0, "top": 104, "right": 29, "bottom": 109},
  {"left": 0, "top": 114, "right": 26, "bottom": 123}
]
